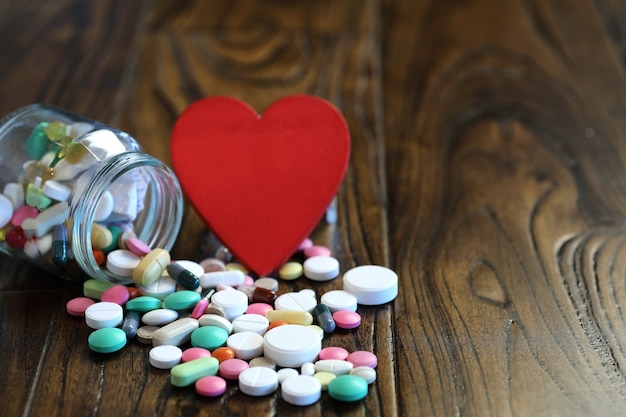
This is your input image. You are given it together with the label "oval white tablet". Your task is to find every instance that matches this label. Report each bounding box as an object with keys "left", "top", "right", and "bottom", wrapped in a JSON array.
[
  {"left": 281, "top": 375, "right": 322, "bottom": 406},
  {"left": 320, "top": 290, "right": 358, "bottom": 312},
  {"left": 303, "top": 256, "right": 340, "bottom": 281},
  {"left": 142, "top": 308, "right": 179, "bottom": 326},
  {"left": 238, "top": 367, "right": 279, "bottom": 396},
  {"left": 106, "top": 249, "right": 141, "bottom": 277},
  {"left": 342, "top": 265, "right": 398, "bottom": 305},
  {"left": 149, "top": 345, "right": 182, "bottom": 369},
  {"left": 350, "top": 366, "right": 377, "bottom": 384},
  {"left": 199, "top": 314, "right": 234, "bottom": 334},
  {"left": 199, "top": 270, "right": 245, "bottom": 288},
  {"left": 227, "top": 331, "right": 264, "bottom": 360},
  {"left": 42, "top": 180, "right": 72, "bottom": 202},
  {"left": 274, "top": 292, "right": 317, "bottom": 313},
  {"left": 0, "top": 194, "right": 14, "bottom": 228},
  {"left": 314, "top": 359, "right": 353, "bottom": 375},
  {"left": 85, "top": 302, "right": 123, "bottom": 329},
  {"left": 232, "top": 314, "right": 269, "bottom": 335},
  {"left": 263, "top": 325, "right": 321, "bottom": 368}
]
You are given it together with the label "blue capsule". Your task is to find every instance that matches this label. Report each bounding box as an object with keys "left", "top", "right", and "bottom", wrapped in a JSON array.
[
  {"left": 51, "top": 224, "right": 68, "bottom": 268},
  {"left": 167, "top": 263, "right": 200, "bottom": 290},
  {"left": 313, "top": 303, "right": 336, "bottom": 333},
  {"left": 121, "top": 310, "right": 141, "bottom": 339}
]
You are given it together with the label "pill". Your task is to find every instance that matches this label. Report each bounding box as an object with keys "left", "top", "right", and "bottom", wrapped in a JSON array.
[
  {"left": 83, "top": 279, "right": 115, "bottom": 300},
  {"left": 5, "top": 226, "right": 27, "bottom": 248},
  {"left": 137, "top": 325, "right": 160, "bottom": 344},
  {"left": 199, "top": 257, "right": 226, "bottom": 273},
  {"left": 132, "top": 248, "right": 170, "bottom": 287},
  {"left": 182, "top": 347, "right": 211, "bottom": 363},
  {"left": 149, "top": 345, "right": 183, "bottom": 369},
  {"left": 36, "top": 233, "right": 52, "bottom": 255},
  {"left": 346, "top": 351, "right": 378, "bottom": 368},
  {"left": 226, "top": 331, "right": 264, "bottom": 360},
  {"left": 173, "top": 260, "right": 204, "bottom": 278},
  {"left": 125, "top": 296, "right": 162, "bottom": 313},
  {"left": 265, "top": 310, "right": 313, "bottom": 326},
  {"left": 91, "top": 223, "right": 113, "bottom": 250},
  {"left": 238, "top": 367, "right": 279, "bottom": 396},
  {"left": 307, "top": 325, "right": 324, "bottom": 339},
  {"left": 23, "top": 240, "right": 40, "bottom": 258},
  {"left": 167, "top": 262, "right": 200, "bottom": 290},
  {"left": 152, "top": 317, "right": 199, "bottom": 346},
  {"left": 106, "top": 249, "right": 141, "bottom": 277},
  {"left": 88, "top": 327, "right": 127, "bottom": 354},
  {"left": 319, "top": 346, "right": 349, "bottom": 361},
  {"left": 238, "top": 285, "right": 277, "bottom": 306},
  {"left": 41, "top": 180, "right": 71, "bottom": 202},
  {"left": 312, "top": 303, "right": 336, "bottom": 333},
  {"left": 211, "top": 347, "right": 236, "bottom": 363},
  {"left": 342, "top": 265, "right": 398, "bottom": 305},
  {"left": 281, "top": 375, "right": 322, "bottom": 406},
  {"left": 278, "top": 261, "right": 303, "bottom": 280},
  {"left": 25, "top": 201, "right": 69, "bottom": 238},
  {"left": 101, "top": 225, "right": 121, "bottom": 254},
  {"left": 210, "top": 289, "right": 248, "bottom": 320},
  {"left": 232, "top": 314, "right": 269, "bottom": 335},
  {"left": 205, "top": 302, "right": 228, "bottom": 318},
  {"left": 195, "top": 376, "right": 227, "bottom": 397},
  {"left": 313, "top": 371, "right": 336, "bottom": 390},
  {"left": 142, "top": 308, "right": 179, "bottom": 326},
  {"left": 3, "top": 182, "right": 24, "bottom": 209},
  {"left": 170, "top": 357, "right": 219, "bottom": 387},
  {"left": 85, "top": 302, "right": 123, "bottom": 329},
  {"left": 191, "top": 326, "right": 229, "bottom": 350},
  {"left": 328, "top": 375, "right": 368, "bottom": 402},
  {"left": 25, "top": 183, "right": 51, "bottom": 210},
  {"left": 253, "top": 277, "right": 279, "bottom": 292},
  {"left": 164, "top": 290, "right": 201, "bottom": 311},
  {"left": 51, "top": 224, "right": 68, "bottom": 268},
  {"left": 303, "top": 245, "right": 331, "bottom": 258},
  {"left": 333, "top": 310, "right": 361, "bottom": 329},
  {"left": 263, "top": 325, "right": 321, "bottom": 368},
  {"left": 245, "top": 303, "right": 273, "bottom": 316},
  {"left": 11, "top": 205, "right": 38, "bottom": 227},
  {"left": 92, "top": 249, "right": 106, "bottom": 266},
  {"left": 199, "top": 270, "right": 244, "bottom": 288},
  {"left": 117, "top": 230, "right": 137, "bottom": 249},
  {"left": 350, "top": 366, "right": 377, "bottom": 384},
  {"left": 101, "top": 285, "right": 130, "bottom": 306},
  {"left": 140, "top": 275, "right": 177, "bottom": 300},
  {"left": 225, "top": 262, "right": 247, "bottom": 274},
  {"left": 215, "top": 246, "right": 232, "bottom": 262},
  {"left": 299, "top": 288, "right": 317, "bottom": 299},
  {"left": 314, "top": 359, "right": 353, "bottom": 375},
  {"left": 198, "top": 313, "right": 234, "bottom": 334},
  {"left": 303, "top": 256, "right": 340, "bottom": 281},
  {"left": 219, "top": 358, "right": 250, "bottom": 379},
  {"left": 277, "top": 368, "right": 299, "bottom": 384},
  {"left": 298, "top": 238, "right": 314, "bottom": 251},
  {"left": 301, "top": 362, "right": 315, "bottom": 376},
  {"left": 94, "top": 191, "right": 114, "bottom": 221},
  {"left": 190, "top": 297, "right": 210, "bottom": 320},
  {"left": 0, "top": 194, "right": 14, "bottom": 228},
  {"left": 249, "top": 356, "right": 276, "bottom": 370},
  {"left": 125, "top": 237, "right": 151, "bottom": 257},
  {"left": 320, "top": 290, "right": 357, "bottom": 312},
  {"left": 121, "top": 310, "right": 141, "bottom": 339},
  {"left": 274, "top": 292, "right": 316, "bottom": 313},
  {"left": 66, "top": 297, "right": 95, "bottom": 316}
]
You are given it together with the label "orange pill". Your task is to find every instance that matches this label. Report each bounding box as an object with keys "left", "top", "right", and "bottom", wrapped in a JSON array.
[
  {"left": 92, "top": 249, "right": 106, "bottom": 266},
  {"left": 127, "top": 287, "right": 141, "bottom": 299},
  {"left": 211, "top": 347, "right": 235, "bottom": 362},
  {"left": 267, "top": 320, "right": 289, "bottom": 331}
]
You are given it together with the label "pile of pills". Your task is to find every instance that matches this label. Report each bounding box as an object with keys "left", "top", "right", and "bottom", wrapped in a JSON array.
[{"left": 66, "top": 239, "right": 398, "bottom": 406}]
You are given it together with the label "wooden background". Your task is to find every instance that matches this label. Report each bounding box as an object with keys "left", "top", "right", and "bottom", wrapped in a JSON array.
[{"left": 2, "top": 0, "right": 626, "bottom": 416}]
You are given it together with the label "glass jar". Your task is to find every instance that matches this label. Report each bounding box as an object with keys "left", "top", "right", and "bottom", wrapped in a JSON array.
[{"left": 0, "top": 104, "right": 183, "bottom": 284}]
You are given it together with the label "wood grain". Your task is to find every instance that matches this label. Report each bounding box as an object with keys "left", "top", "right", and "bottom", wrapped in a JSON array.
[{"left": 2, "top": 0, "right": 626, "bottom": 415}]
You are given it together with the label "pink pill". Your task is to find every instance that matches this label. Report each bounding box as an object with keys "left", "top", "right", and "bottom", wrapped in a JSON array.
[
  {"left": 298, "top": 238, "right": 314, "bottom": 251},
  {"left": 333, "top": 310, "right": 361, "bottom": 329},
  {"left": 303, "top": 245, "right": 331, "bottom": 258},
  {"left": 219, "top": 358, "right": 250, "bottom": 379},
  {"left": 199, "top": 257, "right": 226, "bottom": 273},
  {"left": 182, "top": 347, "right": 211, "bottom": 362},
  {"left": 246, "top": 303, "right": 274, "bottom": 316},
  {"left": 319, "top": 346, "right": 349, "bottom": 361},
  {"left": 101, "top": 285, "right": 130, "bottom": 306},
  {"left": 11, "top": 205, "right": 38, "bottom": 227},
  {"left": 347, "top": 350, "right": 378, "bottom": 368},
  {"left": 125, "top": 237, "right": 151, "bottom": 257},
  {"left": 196, "top": 375, "right": 227, "bottom": 397},
  {"left": 66, "top": 297, "right": 95, "bottom": 316},
  {"left": 242, "top": 275, "right": 255, "bottom": 286}
]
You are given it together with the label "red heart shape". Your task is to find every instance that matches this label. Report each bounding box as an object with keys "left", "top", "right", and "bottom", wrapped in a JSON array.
[{"left": 170, "top": 95, "right": 350, "bottom": 275}]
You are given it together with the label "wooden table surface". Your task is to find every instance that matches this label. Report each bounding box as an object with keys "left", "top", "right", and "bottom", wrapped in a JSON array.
[{"left": 2, "top": 0, "right": 626, "bottom": 416}]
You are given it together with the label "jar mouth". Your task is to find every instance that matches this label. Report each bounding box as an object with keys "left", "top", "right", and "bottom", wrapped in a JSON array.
[{"left": 69, "top": 152, "right": 183, "bottom": 283}]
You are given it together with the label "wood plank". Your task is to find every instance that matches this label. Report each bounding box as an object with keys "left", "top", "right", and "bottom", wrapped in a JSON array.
[{"left": 383, "top": 0, "right": 626, "bottom": 415}]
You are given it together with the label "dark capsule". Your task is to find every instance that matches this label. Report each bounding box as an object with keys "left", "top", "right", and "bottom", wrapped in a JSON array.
[
  {"left": 313, "top": 303, "right": 336, "bottom": 333},
  {"left": 121, "top": 310, "right": 141, "bottom": 339},
  {"left": 167, "top": 262, "right": 200, "bottom": 290},
  {"left": 51, "top": 224, "right": 68, "bottom": 268},
  {"left": 239, "top": 285, "right": 277, "bottom": 306}
]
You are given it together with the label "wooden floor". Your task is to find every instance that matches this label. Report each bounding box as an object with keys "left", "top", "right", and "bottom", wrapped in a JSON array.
[{"left": 2, "top": 0, "right": 626, "bottom": 415}]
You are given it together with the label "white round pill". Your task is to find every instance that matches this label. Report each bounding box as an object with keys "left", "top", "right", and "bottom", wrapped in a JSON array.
[
  {"left": 238, "top": 367, "right": 279, "bottom": 396},
  {"left": 281, "top": 375, "right": 322, "bottom": 406},
  {"left": 320, "top": 290, "right": 357, "bottom": 312},
  {"left": 106, "top": 249, "right": 141, "bottom": 277},
  {"left": 301, "top": 362, "right": 315, "bottom": 376},
  {"left": 277, "top": 368, "right": 299, "bottom": 384},
  {"left": 210, "top": 290, "right": 248, "bottom": 320},
  {"left": 227, "top": 331, "right": 264, "bottom": 360},
  {"left": 232, "top": 314, "right": 269, "bottom": 335},
  {"left": 274, "top": 292, "right": 317, "bottom": 313},
  {"left": 350, "top": 366, "right": 377, "bottom": 384},
  {"left": 298, "top": 289, "right": 317, "bottom": 300},
  {"left": 263, "top": 325, "right": 321, "bottom": 368},
  {"left": 303, "top": 256, "right": 340, "bottom": 281},
  {"left": 0, "top": 194, "right": 13, "bottom": 228},
  {"left": 140, "top": 275, "right": 177, "bottom": 300},
  {"left": 142, "top": 308, "right": 179, "bottom": 326},
  {"left": 94, "top": 191, "right": 114, "bottom": 221},
  {"left": 343, "top": 265, "right": 398, "bottom": 305},
  {"left": 85, "top": 302, "right": 123, "bottom": 329},
  {"left": 149, "top": 345, "right": 182, "bottom": 369},
  {"left": 42, "top": 180, "right": 72, "bottom": 202}
]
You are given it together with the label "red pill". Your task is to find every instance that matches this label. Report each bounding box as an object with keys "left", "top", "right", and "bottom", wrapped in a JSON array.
[
  {"left": 5, "top": 226, "right": 27, "bottom": 248},
  {"left": 92, "top": 249, "right": 106, "bottom": 266}
]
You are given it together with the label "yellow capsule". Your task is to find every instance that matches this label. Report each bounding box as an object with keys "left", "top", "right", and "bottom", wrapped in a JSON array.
[
  {"left": 278, "top": 261, "right": 303, "bottom": 280},
  {"left": 265, "top": 310, "right": 313, "bottom": 325},
  {"left": 90, "top": 223, "right": 113, "bottom": 250},
  {"left": 133, "top": 248, "right": 171, "bottom": 287}
]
